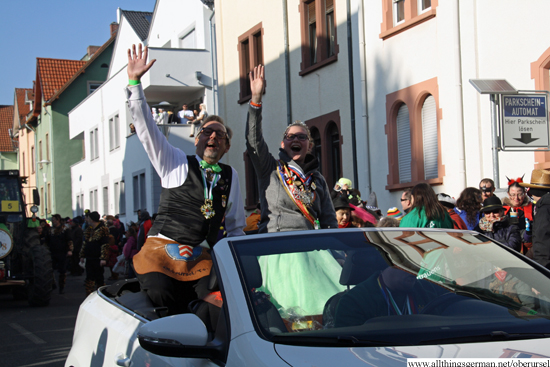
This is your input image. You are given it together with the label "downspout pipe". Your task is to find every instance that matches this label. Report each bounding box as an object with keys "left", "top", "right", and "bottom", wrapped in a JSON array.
[
  {"left": 282, "top": 0, "right": 292, "bottom": 125},
  {"left": 346, "top": 0, "right": 359, "bottom": 187},
  {"left": 358, "top": 0, "right": 371, "bottom": 193},
  {"left": 209, "top": 10, "right": 217, "bottom": 115},
  {"left": 454, "top": 0, "right": 467, "bottom": 188},
  {"left": 26, "top": 122, "right": 39, "bottom": 213}
]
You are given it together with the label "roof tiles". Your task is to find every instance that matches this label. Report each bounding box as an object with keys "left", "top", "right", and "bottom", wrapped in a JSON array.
[
  {"left": 121, "top": 10, "right": 153, "bottom": 41},
  {"left": 0, "top": 105, "right": 15, "bottom": 152},
  {"left": 37, "top": 58, "right": 87, "bottom": 102},
  {"left": 15, "top": 88, "right": 32, "bottom": 122}
]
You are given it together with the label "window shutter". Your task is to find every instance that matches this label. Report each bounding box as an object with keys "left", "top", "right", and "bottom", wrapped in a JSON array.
[
  {"left": 326, "top": 0, "right": 334, "bottom": 12},
  {"left": 396, "top": 104, "right": 412, "bottom": 183},
  {"left": 422, "top": 95, "right": 438, "bottom": 180},
  {"left": 308, "top": 1, "right": 316, "bottom": 23}
]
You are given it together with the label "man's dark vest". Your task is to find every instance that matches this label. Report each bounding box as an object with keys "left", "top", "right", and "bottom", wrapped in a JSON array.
[{"left": 148, "top": 156, "right": 233, "bottom": 247}]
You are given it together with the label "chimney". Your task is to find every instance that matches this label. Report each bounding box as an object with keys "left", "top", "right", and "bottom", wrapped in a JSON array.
[
  {"left": 110, "top": 22, "right": 119, "bottom": 37},
  {"left": 87, "top": 46, "right": 101, "bottom": 58}
]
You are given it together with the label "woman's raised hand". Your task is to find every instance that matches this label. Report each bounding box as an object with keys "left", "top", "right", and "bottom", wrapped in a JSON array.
[{"left": 250, "top": 65, "right": 265, "bottom": 104}]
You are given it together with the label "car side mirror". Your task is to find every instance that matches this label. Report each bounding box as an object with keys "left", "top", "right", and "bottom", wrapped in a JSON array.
[{"left": 138, "top": 314, "right": 219, "bottom": 360}]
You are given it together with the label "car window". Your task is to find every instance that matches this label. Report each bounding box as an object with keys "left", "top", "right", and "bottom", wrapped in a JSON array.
[{"left": 232, "top": 230, "right": 550, "bottom": 346}]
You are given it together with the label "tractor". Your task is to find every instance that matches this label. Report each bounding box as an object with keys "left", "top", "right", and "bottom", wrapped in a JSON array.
[{"left": 0, "top": 169, "right": 52, "bottom": 306}]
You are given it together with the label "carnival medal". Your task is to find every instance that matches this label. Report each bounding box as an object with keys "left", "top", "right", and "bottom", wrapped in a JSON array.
[{"left": 201, "top": 199, "right": 215, "bottom": 219}]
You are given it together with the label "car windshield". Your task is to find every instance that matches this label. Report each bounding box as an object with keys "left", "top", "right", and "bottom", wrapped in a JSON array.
[{"left": 231, "top": 229, "right": 550, "bottom": 346}]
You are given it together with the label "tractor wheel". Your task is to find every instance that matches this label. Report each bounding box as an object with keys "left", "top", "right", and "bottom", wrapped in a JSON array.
[
  {"left": 25, "top": 230, "right": 52, "bottom": 307},
  {"left": 12, "top": 286, "right": 27, "bottom": 301}
]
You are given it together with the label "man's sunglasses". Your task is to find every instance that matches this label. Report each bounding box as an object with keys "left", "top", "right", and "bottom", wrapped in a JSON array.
[{"left": 200, "top": 127, "right": 228, "bottom": 139}]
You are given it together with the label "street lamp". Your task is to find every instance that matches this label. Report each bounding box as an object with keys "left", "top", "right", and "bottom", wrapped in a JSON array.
[{"left": 37, "top": 159, "right": 51, "bottom": 220}]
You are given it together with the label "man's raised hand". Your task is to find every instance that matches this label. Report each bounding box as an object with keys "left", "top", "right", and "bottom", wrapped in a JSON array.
[
  {"left": 127, "top": 44, "right": 156, "bottom": 81},
  {"left": 250, "top": 65, "right": 265, "bottom": 104}
]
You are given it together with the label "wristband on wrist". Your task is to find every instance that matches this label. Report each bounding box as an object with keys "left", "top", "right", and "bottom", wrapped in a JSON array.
[
  {"left": 129, "top": 79, "right": 141, "bottom": 86},
  {"left": 250, "top": 100, "right": 262, "bottom": 108}
]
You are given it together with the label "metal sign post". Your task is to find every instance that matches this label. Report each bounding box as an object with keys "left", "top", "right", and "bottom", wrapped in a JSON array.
[
  {"left": 470, "top": 79, "right": 518, "bottom": 188},
  {"left": 490, "top": 94, "right": 500, "bottom": 187}
]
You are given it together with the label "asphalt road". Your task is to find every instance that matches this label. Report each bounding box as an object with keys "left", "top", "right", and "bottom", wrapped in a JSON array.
[{"left": 0, "top": 270, "right": 117, "bottom": 367}]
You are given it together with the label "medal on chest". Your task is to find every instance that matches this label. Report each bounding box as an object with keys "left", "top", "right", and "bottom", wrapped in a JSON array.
[
  {"left": 284, "top": 166, "right": 316, "bottom": 207},
  {"left": 200, "top": 168, "right": 221, "bottom": 219},
  {"left": 201, "top": 199, "right": 215, "bottom": 219}
]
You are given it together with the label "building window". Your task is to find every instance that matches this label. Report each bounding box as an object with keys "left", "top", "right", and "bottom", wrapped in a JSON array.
[
  {"left": 103, "top": 186, "right": 109, "bottom": 215},
  {"left": 133, "top": 172, "right": 146, "bottom": 212},
  {"left": 393, "top": 0, "right": 406, "bottom": 25},
  {"left": 41, "top": 187, "right": 44, "bottom": 215},
  {"left": 310, "top": 127, "right": 322, "bottom": 169},
  {"left": 328, "top": 123, "right": 341, "bottom": 187},
  {"left": 89, "top": 190, "right": 96, "bottom": 211},
  {"left": 243, "top": 152, "right": 259, "bottom": 210},
  {"left": 238, "top": 23, "right": 264, "bottom": 104},
  {"left": 39, "top": 140, "right": 42, "bottom": 167},
  {"left": 396, "top": 104, "right": 411, "bottom": 183},
  {"left": 90, "top": 127, "right": 99, "bottom": 160},
  {"left": 380, "top": 0, "right": 438, "bottom": 40},
  {"left": 80, "top": 194, "right": 84, "bottom": 215},
  {"left": 109, "top": 114, "right": 120, "bottom": 151},
  {"left": 88, "top": 81, "right": 103, "bottom": 95},
  {"left": 421, "top": 95, "right": 438, "bottom": 180},
  {"left": 31, "top": 146, "right": 35, "bottom": 173},
  {"left": 47, "top": 183, "right": 51, "bottom": 214},
  {"left": 22, "top": 152, "right": 25, "bottom": 176},
  {"left": 299, "top": 0, "right": 338, "bottom": 76},
  {"left": 76, "top": 195, "right": 81, "bottom": 216},
  {"left": 180, "top": 29, "right": 196, "bottom": 48},
  {"left": 304, "top": 110, "right": 342, "bottom": 189},
  {"left": 45, "top": 133, "right": 50, "bottom": 160},
  {"left": 89, "top": 189, "right": 98, "bottom": 211},
  {"left": 419, "top": 0, "right": 431, "bottom": 12},
  {"left": 114, "top": 180, "right": 125, "bottom": 215},
  {"left": 385, "top": 77, "right": 443, "bottom": 190}
]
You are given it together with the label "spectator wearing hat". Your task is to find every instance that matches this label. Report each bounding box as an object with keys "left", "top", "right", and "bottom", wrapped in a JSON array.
[
  {"left": 477, "top": 196, "right": 521, "bottom": 251},
  {"left": 333, "top": 196, "right": 353, "bottom": 228},
  {"left": 349, "top": 204, "right": 376, "bottom": 227},
  {"left": 437, "top": 193, "right": 467, "bottom": 230},
  {"left": 79, "top": 211, "right": 111, "bottom": 295},
  {"left": 520, "top": 169, "right": 550, "bottom": 266},
  {"left": 386, "top": 207, "right": 403, "bottom": 220},
  {"left": 331, "top": 178, "right": 362, "bottom": 206},
  {"left": 502, "top": 176, "right": 533, "bottom": 254},
  {"left": 479, "top": 178, "right": 496, "bottom": 201}
]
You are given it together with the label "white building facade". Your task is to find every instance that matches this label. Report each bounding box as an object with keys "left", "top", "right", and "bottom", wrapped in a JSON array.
[
  {"left": 69, "top": 0, "right": 215, "bottom": 224},
  {"left": 348, "top": 0, "right": 550, "bottom": 211},
  {"left": 215, "top": 0, "right": 355, "bottom": 211}
]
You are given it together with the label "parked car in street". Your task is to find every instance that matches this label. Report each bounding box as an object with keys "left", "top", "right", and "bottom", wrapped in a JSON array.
[{"left": 66, "top": 228, "right": 550, "bottom": 366}]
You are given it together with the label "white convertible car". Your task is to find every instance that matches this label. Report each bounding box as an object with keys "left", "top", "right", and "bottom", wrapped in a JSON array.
[{"left": 66, "top": 228, "right": 550, "bottom": 366}]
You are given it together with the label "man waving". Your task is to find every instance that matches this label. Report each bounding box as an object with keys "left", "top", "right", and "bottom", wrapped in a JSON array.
[{"left": 126, "top": 44, "right": 245, "bottom": 316}]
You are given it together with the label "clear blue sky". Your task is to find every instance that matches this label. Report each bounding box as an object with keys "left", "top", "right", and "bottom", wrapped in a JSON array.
[{"left": 0, "top": 0, "right": 155, "bottom": 105}]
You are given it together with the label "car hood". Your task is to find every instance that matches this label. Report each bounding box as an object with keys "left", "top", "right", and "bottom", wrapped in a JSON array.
[{"left": 274, "top": 339, "right": 550, "bottom": 366}]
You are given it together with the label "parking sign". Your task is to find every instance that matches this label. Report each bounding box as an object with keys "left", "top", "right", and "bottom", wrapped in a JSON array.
[{"left": 501, "top": 94, "right": 549, "bottom": 149}]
